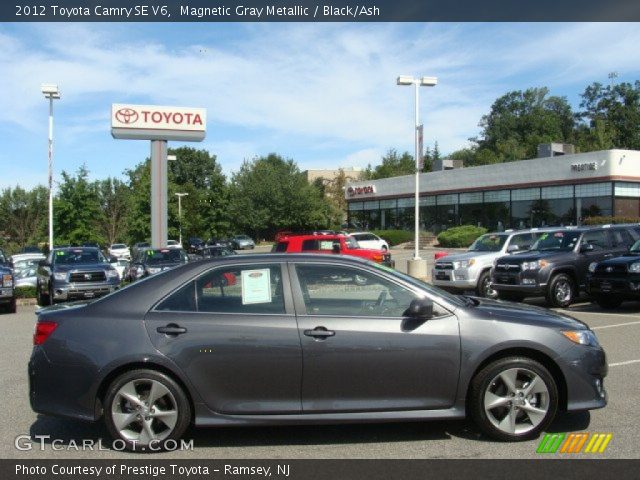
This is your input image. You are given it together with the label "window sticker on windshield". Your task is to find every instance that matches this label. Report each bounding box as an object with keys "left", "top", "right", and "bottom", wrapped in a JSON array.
[
  {"left": 241, "top": 269, "right": 272, "bottom": 305},
  {"left": 55, "top": 251, "right": 64, "bottom": 256},
  {"left": 539, "top": 233, "right": 548, "bottom": 240}
]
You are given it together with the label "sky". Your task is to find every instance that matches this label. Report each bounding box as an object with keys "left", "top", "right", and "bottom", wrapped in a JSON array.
[{"left": 1, "top": 22, "right": 640, "bottom": 190}]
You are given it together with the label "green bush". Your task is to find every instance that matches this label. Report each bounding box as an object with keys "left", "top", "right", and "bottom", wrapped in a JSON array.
[
  {"left": 437, "top": 225, "right": 487, "bottom": 248},
  {"left": 14, "top": 286, "right": 36, "bottom": 299},
  {"left": 370, "top": 230, "right": 414, "bottom": 246},
  {"left": 584, "top": 216, "right": 640, "bottom": 225}
]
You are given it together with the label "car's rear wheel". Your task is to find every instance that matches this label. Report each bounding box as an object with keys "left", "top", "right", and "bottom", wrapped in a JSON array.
[
  {"left": 469, "top": 357, "right": 558, "bottom": 441},
  {"left": 547, "top": 274, "right": 575, "bottom": 308},
  {"left": 594, "top": 296, "right": 623, "bottom": 309},
  {"left": 477, "top": 271, "right": 498, "bottom": 299},
  {"left": 104, "top": 369, "right": 191, "bottom": 452}
]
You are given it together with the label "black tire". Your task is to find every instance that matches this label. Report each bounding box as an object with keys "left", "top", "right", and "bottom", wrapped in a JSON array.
[
  {"left": 469, "top": 356, "right": 558, "bottom": 441},
  {"left": 594, "top": 296, "right": 623, "bottom": 310},
  {"left": 497, "top": 291, "right": 525, "bottom": 302},
  {"left": 476, "top": 271, "right": 498, "bottom": 299},
  {"left": 48, "top": 285, "right": 55, "bottom": 305},
  {"left": 547, "top": 273, "right": 575, "bottom": 308},
  {"left": 37, "top": 282, "right": 50, "bottom": 307},
  {"left": 104, "top": 369, "right": 191, "bottom": 452}
]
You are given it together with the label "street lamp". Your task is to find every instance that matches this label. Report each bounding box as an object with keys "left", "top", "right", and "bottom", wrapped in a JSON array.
[
  {"left": 397, "top": 75, "right": 437, "bottom": 278},
  {"left": 41, "top": 84, "right": 60, "bottom": 251},
  {"left": 175, "top": 193, "right": 189, "bottom": 246}
]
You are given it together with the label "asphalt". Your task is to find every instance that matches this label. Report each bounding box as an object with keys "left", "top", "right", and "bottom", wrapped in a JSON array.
[{"left": 1, "top": 296, "right": 639, "bottom": 459}]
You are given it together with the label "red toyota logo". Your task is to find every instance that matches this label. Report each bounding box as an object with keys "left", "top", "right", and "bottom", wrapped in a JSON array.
[{"left": 115, "top": 108, "right": 139, "bottom": 124}]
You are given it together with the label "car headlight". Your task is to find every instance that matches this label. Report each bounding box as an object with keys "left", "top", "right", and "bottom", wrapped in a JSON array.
[
  {"left": 53, "top": 272, "right": 67, "bottom": 281},
  {"left": 588, "top": 262, "right": 598, "bottom": 273},
  {"left": 2, "top": 274, "right": 13, "bottom": 287},
  {"left": 453, "top": 259, "right": 475, "bottom": 269},
  {"left": 629, "top": 262, "right": 640, "bottom": 273},
  {"left": 562, "top": 330, "right": 600, "bottom": 347},
  {"left": 522, "top": 259, "right": 549, "bottom": 270},
  {"left": 105, "top": 269, "right": 119, "bottom": 279}
]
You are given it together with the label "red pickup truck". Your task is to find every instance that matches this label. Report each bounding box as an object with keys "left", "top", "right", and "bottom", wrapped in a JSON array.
[{"left": 273, "top": 233, "right": 394, "bottom": 267}]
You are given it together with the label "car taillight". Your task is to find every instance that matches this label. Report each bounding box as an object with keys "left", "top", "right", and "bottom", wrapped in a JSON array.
[
  {"left": 373, "top": 254, "right": 383, "bottom": 263},
  {"left": 34, "top": 321, "right": 58, "bottom": 345}
]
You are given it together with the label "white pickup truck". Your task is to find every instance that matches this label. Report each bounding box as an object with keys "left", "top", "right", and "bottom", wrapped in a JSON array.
[{"left": 432, "top": 228, "right": 555, "bottom": 298}]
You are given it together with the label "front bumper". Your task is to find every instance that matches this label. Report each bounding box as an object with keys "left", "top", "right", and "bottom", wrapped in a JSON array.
[
  {"left": 588, "top": 274, "right": 640, "bottom": 298},
  {"left": 52, "top": 282, "right": 118, "bottom": 301},
  {"left": 560, "top": 343, "right": 608, "bottom": 412},
  {"left": 491, "top": 268, "right": 549, "bottom": 296},
  {"left": 432, "top": 267, "right": 478, "bottom": 290}
]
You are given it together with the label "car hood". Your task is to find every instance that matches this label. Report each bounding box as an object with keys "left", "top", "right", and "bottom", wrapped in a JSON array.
[
  {"left": 436, "top": 251, "right": 493, "bottom": 263},
  {"left": 496, "top": 250, "right": 566, "bottom": 263},
  {"left": 53, "top": 264, "right": 110, "bottom": 273},
  {"left": 598, "top": 254, "right": 640, "bottom": 266},
  {"left": 467, "top": 296, "right": 589, "bottom": 330}
]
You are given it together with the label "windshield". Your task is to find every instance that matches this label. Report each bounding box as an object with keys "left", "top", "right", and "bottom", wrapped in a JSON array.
[
  {"left": 529, "top": 230, "right": 580, "bottom": 252},
  {"left": 468, "top": 234, "right": 508, "bottom": 252},
  {"left": 144, "top": 249, "right": 187, "bottom": 265},
  {"left": 370, "top": 262, "right": 466, "bottom": 308},
  {"left": 53, "top": 249, "right": 106, "bottom": 265}
]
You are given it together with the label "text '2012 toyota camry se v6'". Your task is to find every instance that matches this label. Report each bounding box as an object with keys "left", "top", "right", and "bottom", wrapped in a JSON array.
[{"left": 29, "top": 254, "right": 607, "bottom": 451}]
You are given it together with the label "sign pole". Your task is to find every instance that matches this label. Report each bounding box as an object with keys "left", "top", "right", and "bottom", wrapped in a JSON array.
[{"left": 150, "top": 140, "right": 168, "bottom": 248}]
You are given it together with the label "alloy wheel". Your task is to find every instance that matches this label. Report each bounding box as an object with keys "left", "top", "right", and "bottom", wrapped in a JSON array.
[
  {"left": 481, "top": 276, "right": 498, "bottom": 299},
  {"left": 111, "top": 379, "right": 179, "bottom": 445},
  {"left": 554, "top": 280, "right": 572, "bottom": 304},
  {"left": 483, "top": 367, "right": 550, "bottom": 435}
]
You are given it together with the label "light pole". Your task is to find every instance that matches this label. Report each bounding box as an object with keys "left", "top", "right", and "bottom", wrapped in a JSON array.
[
  {"left": 397, "top": 75, "right": 437, "bottom": 278},
  {"left": 41, "top": 84, "right": 60, "bottom": 251},
  {"left": 175, "top": 193, "right": 189, "bottom": 246}
]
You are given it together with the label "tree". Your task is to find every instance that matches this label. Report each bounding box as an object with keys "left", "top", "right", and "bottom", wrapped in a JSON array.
[
  {"left": 577, "top": 81, "right": 640, "bottom": 150},
  {"left": 229, "top": 154, "right": 337, "bottom": 239},
  {"left": 363, "top": 149, "right": 415, "bottom": 180},
  {"left": 474, "top": 87, "right": 576, "bottom": 162},
  {"left": 96, "top": 178, "right": 130, "bottom": 246},
  {"left": 54, "top": 165, "right": 103, "bottom": 245},
  {"left": 123, "top": 160, "right": 151, "bottom": 244},
  {"left": 0, "top": 185, "right": 48, "bottom": 251}
]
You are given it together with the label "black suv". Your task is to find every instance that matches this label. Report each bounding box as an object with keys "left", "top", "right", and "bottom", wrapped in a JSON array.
[
  {"left": 0, "top": 249, "right": 16, "bottom": 313},
  {"left": 587, "top": 238, "right": 640, "bottom": 309},
  {"left": 127, "top": 248, "right": 189, "bottom": 281},
  {"left": 491, "top": 225, "right": 640, "bottom": 307}
]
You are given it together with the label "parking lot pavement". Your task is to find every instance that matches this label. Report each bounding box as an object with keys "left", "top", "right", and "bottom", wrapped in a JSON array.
[{"left": 2, "top": 304, "right": 638, "bottom": 459}]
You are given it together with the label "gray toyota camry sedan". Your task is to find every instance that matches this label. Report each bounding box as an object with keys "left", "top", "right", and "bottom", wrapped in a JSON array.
[{"left": 29, "top": 254, "right": 607, "bottom": 451}]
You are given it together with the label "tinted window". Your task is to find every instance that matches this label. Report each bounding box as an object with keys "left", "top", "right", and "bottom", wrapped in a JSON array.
[
  {"left": 143, "top": 249, "right": 187, "bottom": 265},
  {"left": 295, "top": 264, "right": 449, "bottom": 318},
  {"left": 581, "top": 230, "right": 609, "bottom": 250},
  {"left": 274, "top": 242, "right": 289, "bottom": 253},
  {"left": 156, "top": 282, "right": 196, "bottom": 311},
  {"left": 301, "top": 239, "right": 338, "bottom": 251},
  {"left": 509, "top": 233, "right": 535, "bottom": 251},
  {"left": 530, "top": 230, "right": 580, "bottom": 252},
  {"left": 53, "top": 249, "right": 105, "bottom": 265},
  {"left": 611, "top": 228, "right": 635, "bottom": 248},
  {"left": 469, "top": 234, "right": 508, "bottom": 252}
]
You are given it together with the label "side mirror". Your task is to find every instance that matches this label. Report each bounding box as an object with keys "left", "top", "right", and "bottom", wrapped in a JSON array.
[
  {"left": 506, "top": 244, "right": 519, "bottom": 253},
  {"left": 406, "top": 298, "right": 434, "bottom": 320},
  {"left": 580, "top": 243, "right": 594, "bottom": 253}
]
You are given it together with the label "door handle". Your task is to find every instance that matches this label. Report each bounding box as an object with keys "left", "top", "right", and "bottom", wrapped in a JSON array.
[
  {"left": 156, "top": 324, "right": 187, "bottom": 335},
  {"left": 304, "top": 327, "right": 335, "bottom": 339}
]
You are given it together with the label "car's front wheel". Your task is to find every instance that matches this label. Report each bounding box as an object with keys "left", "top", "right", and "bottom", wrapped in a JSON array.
[
  {"left": 469, "top": 356, "right": 558, "bottom": 441},
  {"left": 477, "top": 271, "right": 498, "bottom": 299},
  {"left": 36, "top": 282, "right": 50, "bottom": 306},
  {"left": 104, "top": 369, "right": 191, "bottom": 452},
  {"left": 547, "top": 273, "right": 575, "bottom": 308}
]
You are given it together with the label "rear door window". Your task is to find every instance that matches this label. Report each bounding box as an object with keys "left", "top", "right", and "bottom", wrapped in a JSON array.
[{"left": 610, "top": 228, "right": 635, "bottom": 248}]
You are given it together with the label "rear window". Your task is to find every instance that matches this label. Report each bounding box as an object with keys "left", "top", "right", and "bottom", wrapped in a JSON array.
[{"left": 302, "top": 239, "right": 338, "bottom": 251}]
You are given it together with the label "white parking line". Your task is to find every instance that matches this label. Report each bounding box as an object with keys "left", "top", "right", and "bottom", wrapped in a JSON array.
[
  {"left": 609, "top": 359, "right": 640, "bottom": 367},
  {"left": 592, "top": 320, "right": 640, "bottom": 330}
]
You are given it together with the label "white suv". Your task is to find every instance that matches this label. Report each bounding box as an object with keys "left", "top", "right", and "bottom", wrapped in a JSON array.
[
  {"left": 432, "top": 228, "right": 553, "bottom": 298},
  {"left": 349, "top": 232, "right": 389, "bottom": 251}
]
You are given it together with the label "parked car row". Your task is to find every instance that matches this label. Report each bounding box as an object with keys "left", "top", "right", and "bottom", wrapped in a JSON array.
[{"left": 434, "top": 224, "right": 640, "bottom": 308}]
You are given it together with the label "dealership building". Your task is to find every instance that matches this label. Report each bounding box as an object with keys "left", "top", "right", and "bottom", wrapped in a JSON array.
[{"left": 345, "top": 148, "right": 640, "bottom": 233}]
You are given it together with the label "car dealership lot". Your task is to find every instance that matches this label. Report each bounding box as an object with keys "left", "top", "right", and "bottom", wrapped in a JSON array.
[{"left": 1, "top": 300, "right": 639, "bottom": 459}]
